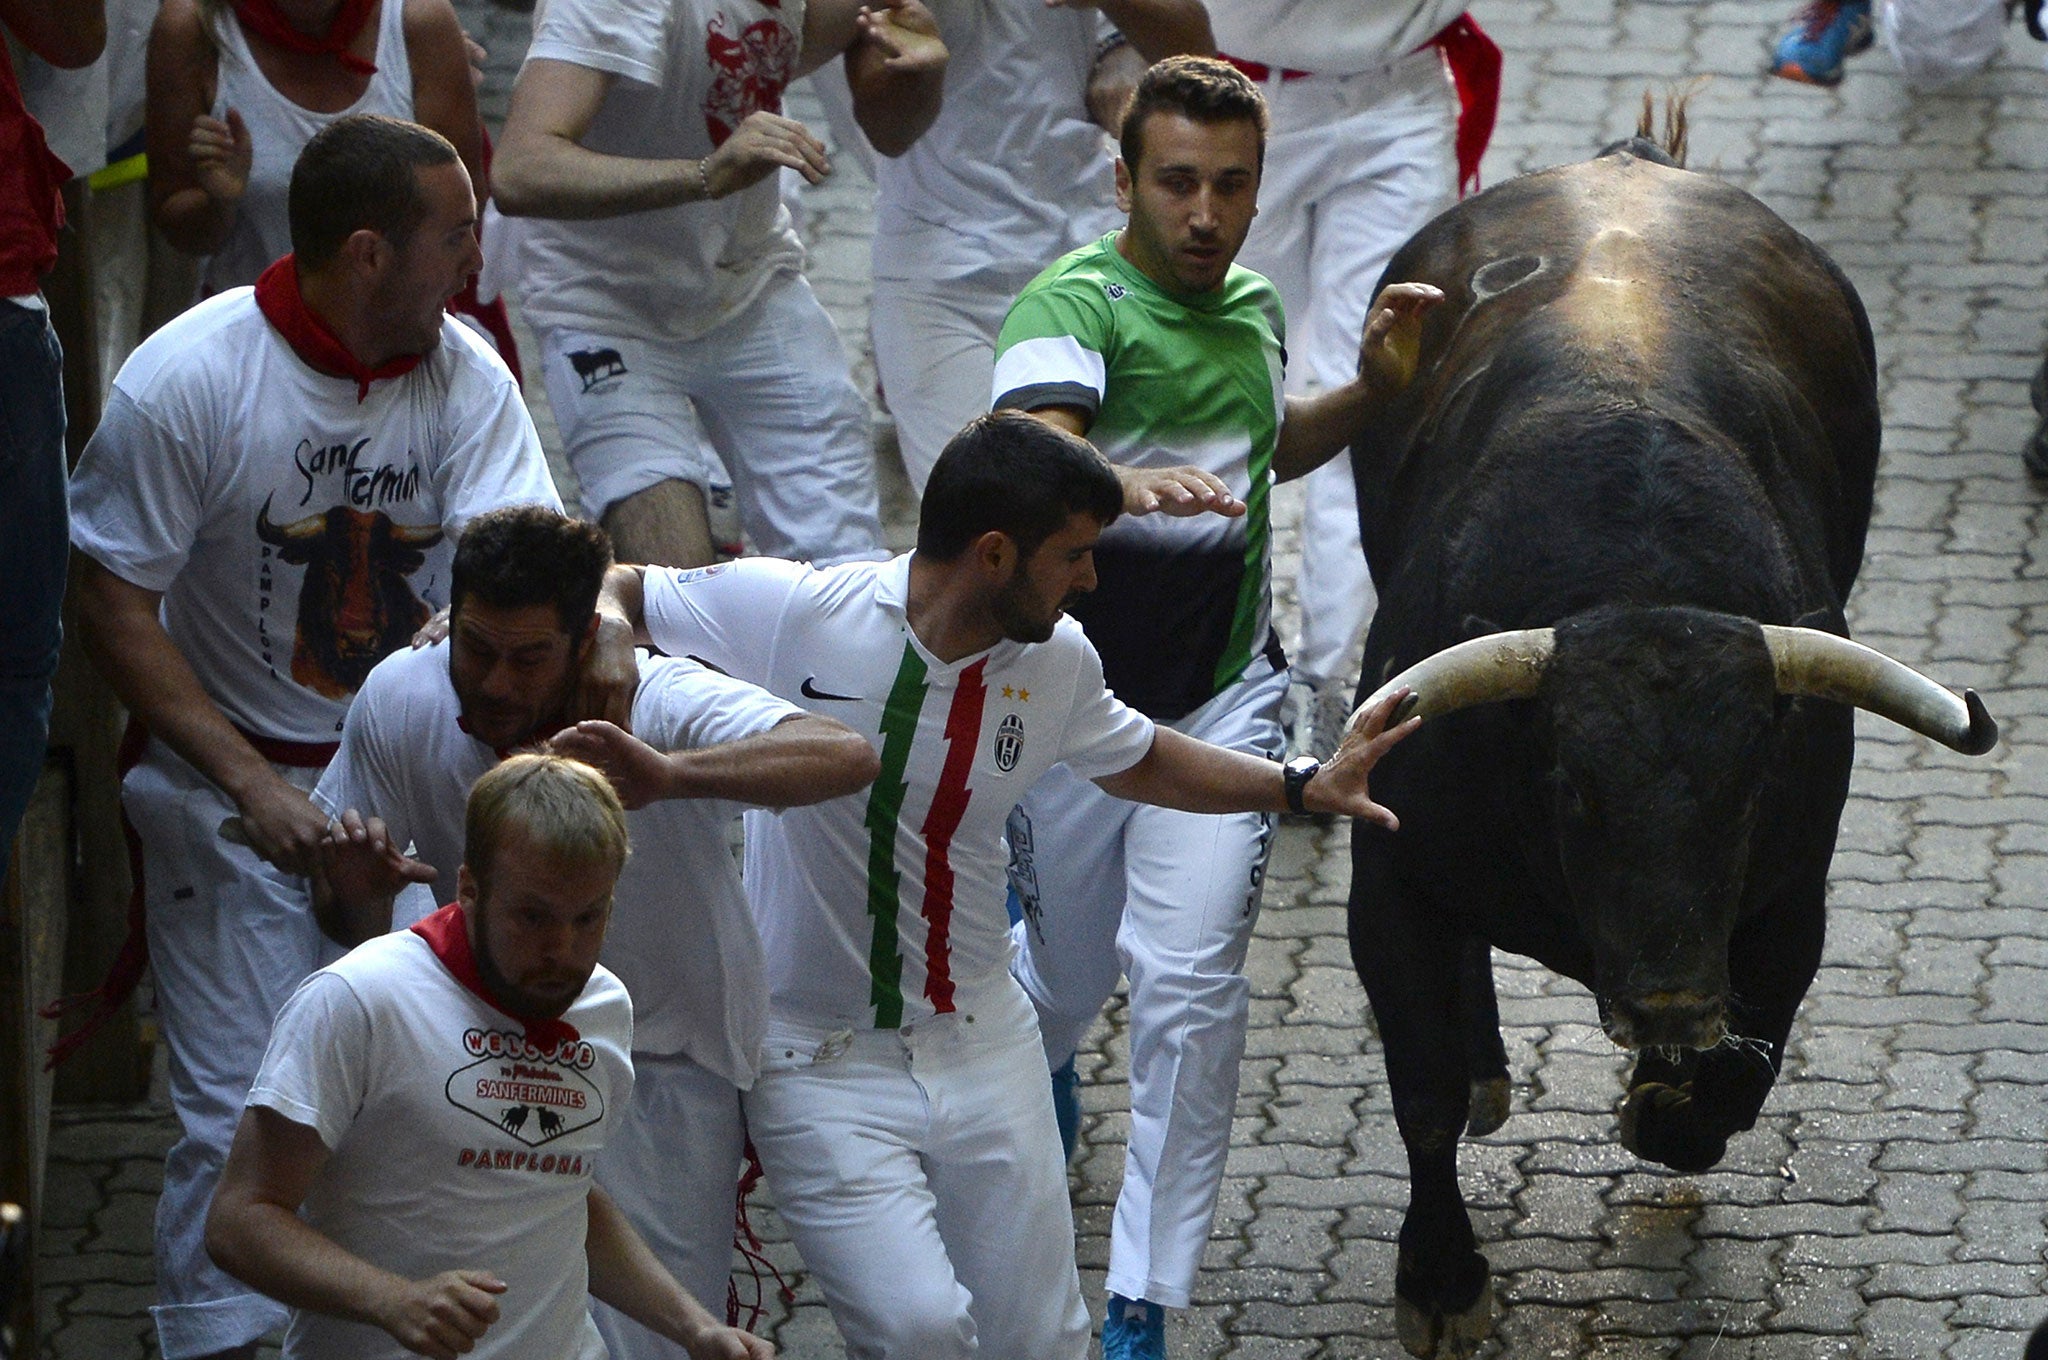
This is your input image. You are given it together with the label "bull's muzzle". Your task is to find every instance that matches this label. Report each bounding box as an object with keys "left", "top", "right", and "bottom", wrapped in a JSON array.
[{"left": 1602, "top": 990, "right": 1727, "bottom": 1051}]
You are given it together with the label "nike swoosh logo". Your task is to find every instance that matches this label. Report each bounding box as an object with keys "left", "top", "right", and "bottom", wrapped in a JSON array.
[{"left": 801, "top": 677, "right": 863, "bottom": 702}]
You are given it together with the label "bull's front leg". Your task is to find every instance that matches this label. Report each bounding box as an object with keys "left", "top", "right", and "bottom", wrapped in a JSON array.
[
  {"left": 1620, "top": 883, "right": 1825, "bottom": 1173},
  {"left": 1349, "top": 858, "right": 1494, "bottom": 1358}
]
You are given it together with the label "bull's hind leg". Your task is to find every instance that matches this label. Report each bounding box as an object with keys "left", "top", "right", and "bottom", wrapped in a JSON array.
[
  {"left": 1620, "top": 887, "right": 1825, "bottom": 1174},
  {"left": 1349, "top": 854, "right": 1494, "bottom": 1358}
]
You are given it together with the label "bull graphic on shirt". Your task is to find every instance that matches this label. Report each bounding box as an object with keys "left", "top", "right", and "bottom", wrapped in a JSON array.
[
  {"left": 702, "top": 12, "right": 797, "bottom": 147},
  {"left": 256, "top": 496, "right": 442, "bottom": 699}
]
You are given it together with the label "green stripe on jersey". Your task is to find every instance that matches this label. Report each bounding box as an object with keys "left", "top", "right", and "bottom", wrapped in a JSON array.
[
  {"left": 1216, "top": 438, "right": 1274, "bottom": 692},
  {"left": 863, "top": 643, "right": 929, "bottom": 1028}
]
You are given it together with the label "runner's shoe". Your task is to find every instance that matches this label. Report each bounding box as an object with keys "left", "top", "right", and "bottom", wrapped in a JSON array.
[
  {"left": 1101, "top": 1295, "right": 1165, "bottom": 1360},
  {"left": 1770, "top": 0, "right": 1874, "bottom": 86}
]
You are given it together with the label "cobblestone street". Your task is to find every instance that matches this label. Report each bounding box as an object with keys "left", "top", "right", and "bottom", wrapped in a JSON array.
[{"left": 30, "top": 0, "right": 2048, "bottom": 1355}]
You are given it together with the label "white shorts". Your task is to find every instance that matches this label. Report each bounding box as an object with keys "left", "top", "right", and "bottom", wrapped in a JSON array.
[
  {"left": 869, "top": 264, "right": 1038, "bottom": 492},
  {"left": 1236, "top": 48, "right": 1459, "bottom": 684},
  {"left": 743, "top": 977, "right": 1090, "bottom": 1360},
  {"left": 593, "top": 1050, "right": 749, "bottom": 1358},
  {"left": 1009, "top": 662, "right": 1287, "bottom": 1308},
  {"left": 539, "top": 270, "right": 884, "bottom": 566},
  {"left": 124, "top": 742, "right": 319, "bottom": 1358}
]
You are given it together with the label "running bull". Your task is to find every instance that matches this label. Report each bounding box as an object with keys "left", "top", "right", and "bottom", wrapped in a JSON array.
[{"left": 1339, "top": 124, "right": 1997, "bottom": 1357}]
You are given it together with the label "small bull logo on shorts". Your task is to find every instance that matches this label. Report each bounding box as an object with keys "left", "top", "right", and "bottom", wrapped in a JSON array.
[
  {"left": 993, "top": 713, "right": 1025, "bottom": 773},
  {"left": 567, "top": 347, "right": 628, "bottom": 394}
]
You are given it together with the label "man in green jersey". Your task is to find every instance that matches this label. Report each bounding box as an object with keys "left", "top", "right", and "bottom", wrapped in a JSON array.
[{"left": 990, "top": 55, "right": 1440, "bottom": 1359}]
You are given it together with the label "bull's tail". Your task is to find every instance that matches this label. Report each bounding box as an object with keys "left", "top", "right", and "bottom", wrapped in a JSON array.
[{"left": 1598, "top": 88, "right": 1695, "bottom": 167}]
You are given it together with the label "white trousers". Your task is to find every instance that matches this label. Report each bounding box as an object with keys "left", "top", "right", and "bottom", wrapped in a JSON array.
[
  {"left": 539, "top": 270, "right": 884, "bottom": 566},
  {"left": 592, "top": 1051, "right": 749, "bottom": 1359},
  {"left": 869, "top": 264, "right": 1039, "bottom": 493},
  {"left": 1235, "top": 48, "right": 1460, "bottom": 686},
  {"left": 742, "top": 977, "right": 1089, "bottom": 1360},
  {"left": 1009, "top": 663, "right": 1286, "bottom": 1308},
  {"left": 124, "top": 743, "right": 321, "bottom": 1358}
]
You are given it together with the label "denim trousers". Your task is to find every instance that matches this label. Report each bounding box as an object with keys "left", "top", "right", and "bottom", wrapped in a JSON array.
[{"left": 0, "top": 295, "right": 67, "bottom": 886}]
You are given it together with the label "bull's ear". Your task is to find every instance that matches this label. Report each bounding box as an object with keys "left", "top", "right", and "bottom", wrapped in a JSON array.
[{"left": 1461, "top": 614, "right": 1504, "bottom": 639}]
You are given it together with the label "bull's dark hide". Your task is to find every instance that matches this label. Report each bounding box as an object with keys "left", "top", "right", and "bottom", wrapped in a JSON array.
[{"left": 1340, "top": 143, "right": 1977, "bottom": 1357}]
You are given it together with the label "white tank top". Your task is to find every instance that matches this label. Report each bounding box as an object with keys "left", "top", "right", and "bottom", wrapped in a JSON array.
[{"left": 200, "top": 0, "right": 414, "bottom": 294}]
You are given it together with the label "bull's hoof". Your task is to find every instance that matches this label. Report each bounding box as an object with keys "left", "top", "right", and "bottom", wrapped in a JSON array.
[
  {"left": 1395, "top": 1276, "right": 1494, "bottom": 1358},
  {"left": 1466, "top": 1077, "right": 1510, "bottom": 1137},
  {"left": 1618, "top": 1081, "right": 1727, "bottom": 1174}
]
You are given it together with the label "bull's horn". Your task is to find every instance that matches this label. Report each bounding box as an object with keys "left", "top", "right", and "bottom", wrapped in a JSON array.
[
  {"left": 1760, "top": 625, "right": 1997, "bottom": 755},
  {"left": 1356, "top": 629, "right": 1556, "bottom": 726}
]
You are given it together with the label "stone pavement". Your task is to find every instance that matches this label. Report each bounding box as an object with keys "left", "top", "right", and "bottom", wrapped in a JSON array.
[{"left": 31, "top": 0, "right": 2048, "bottom": 1355}]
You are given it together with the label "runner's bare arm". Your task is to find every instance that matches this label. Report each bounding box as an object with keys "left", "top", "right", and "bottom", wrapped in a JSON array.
[
  {"left": 802, "top": 0, "right": 946, "bottom": 154},
  {"left": 73, "top": 558, "right": 332, "bottom": 874},
  {"left": 0, "top": 0, "right": 104, "bottom": 64},
  {"left": 585, "top": 1185, "right": 775, "bottom": 1359},
  {"left": 494, "top": 60, "right": 831, "bottom": 214},
  {"left": 551, "top": 714, "right": 881, "bottom": 810},
  {"left": 402, "top": 0, "right": 488, "bottom": 203},
  {"left": 1093, "top": 0, "right": 1212, "bottom": 61},
  {"left": 208, "top": 1106, "right": 508, "bottom": 1360},
  {"left": 596, "top": 564, "right": 654, "bottom": 648}
]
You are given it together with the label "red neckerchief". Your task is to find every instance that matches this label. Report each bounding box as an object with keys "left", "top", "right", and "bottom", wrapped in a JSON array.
[
  {"left": 1426, "top": 13, "right": 1502, "bottom": 198},
  {"left": 457, "top": 714, "right": 572, "bottom": 762},
  {"left": 411, "top": 902, "right": 582, "bottom": 1050},
  {"left": 254, "top": 254, "right": 421, "bottom": 402},
  {"left": 233, "top": 0, "right": 378, "bottom": 74}
]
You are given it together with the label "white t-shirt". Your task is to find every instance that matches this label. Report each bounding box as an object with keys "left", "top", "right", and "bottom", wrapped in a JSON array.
[
  {"left": 247, "top": 926, "right": 633, "bottom": 1360},
  {"left": 312, "top": 641, "right": 800, "bottom": 1084},
  {"left": 505, "top": 0, "right": 809, "bottom": 343},
  {"left": 870, "top": 0, "right": 1118, "bottom": 282},
  {"left": 1209, "top": 0, "right": 1468, "bottom": 74},
  {"left": 642, "top": 554, "right": 1155, "bottom": 1029},
  {"left": 69, "top": 290, "right": 560, "bottom": 744}
]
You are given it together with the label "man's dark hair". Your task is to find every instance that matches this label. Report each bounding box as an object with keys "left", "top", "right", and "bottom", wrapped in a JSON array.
[
  {"left": 451, "top": 505, "right": 614, "bottom": 633},
  {"left": 917, "top": 411, "right": 1123, "bottom": 561},
  {"left": 289, "top": 114, "right": 461, "bottom": 270},
  {"left": 1118, "top": 55, "right": 1268, "bottom": 173}
]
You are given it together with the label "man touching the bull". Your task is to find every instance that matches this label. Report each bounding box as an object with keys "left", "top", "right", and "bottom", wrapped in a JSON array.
[
  {"left": 66, "top": 114, "right": 557, "bottom": 1360},
  {"left": 1216, "top": 0, "right": 1496, "bottom": 769},
  {"left": 990, "top": 55, "right": 1440, "bottom": 1359}
]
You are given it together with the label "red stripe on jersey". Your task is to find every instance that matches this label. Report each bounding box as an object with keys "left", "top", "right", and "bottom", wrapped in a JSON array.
[{"left": 919, "top": 658, "right": 988, "bottom": 1013}]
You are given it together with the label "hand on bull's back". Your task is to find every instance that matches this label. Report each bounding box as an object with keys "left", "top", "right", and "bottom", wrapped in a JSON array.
[
  {"left": 1357, "top": 282, "right": 1445, "bottom": 397},
  {"left": 1304, "top": 687, "right": 1420, "bottom": 830}
]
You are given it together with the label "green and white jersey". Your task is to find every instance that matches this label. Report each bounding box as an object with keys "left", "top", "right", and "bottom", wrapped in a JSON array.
[
  {"left": 641, "top": 556, "right": 1155, "bottom": 1031},
  {"left": 992, "top": 233, "right": 1288, "bottom": 722}
]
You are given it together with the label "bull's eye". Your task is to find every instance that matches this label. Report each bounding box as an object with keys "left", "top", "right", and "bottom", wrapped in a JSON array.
[{"left": 1553, "top": 772, "right": 1594, "bottom": 822}]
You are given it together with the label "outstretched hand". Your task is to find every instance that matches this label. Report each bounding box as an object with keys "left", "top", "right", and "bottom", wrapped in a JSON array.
[
  {"left": 854, "top": 0, "right": 946, "bottom": 72},
  {"left": 1300, "top": 687, "right": 1420, "bottom": 829},
  {"left": 1116, "top": 464, "right": 1245, "bottom": 519},
  {"left": 1356, "top": 282, "right": 1444, "bottom": 398}
]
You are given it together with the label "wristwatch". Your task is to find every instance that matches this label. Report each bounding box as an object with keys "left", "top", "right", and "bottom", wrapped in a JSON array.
[{"left": 1281, "top": 754, "right": 1321, "bottom": 815}]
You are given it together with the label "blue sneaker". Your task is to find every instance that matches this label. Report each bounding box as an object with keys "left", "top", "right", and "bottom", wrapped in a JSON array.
[
  {"left": 1101, "top": 1295, "right": 1165, "bottom": 1360},
  {"left": 1050, "top": 1055, "right": 1080, "bottom": 1161},
  {"left": 1770, "top": 0, "right": 1874, "bottom": 86}
]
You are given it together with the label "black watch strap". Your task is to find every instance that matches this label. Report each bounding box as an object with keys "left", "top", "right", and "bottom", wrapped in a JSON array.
[{"left": 1282, "top": 755, "right": 1321, "bottom": 815}]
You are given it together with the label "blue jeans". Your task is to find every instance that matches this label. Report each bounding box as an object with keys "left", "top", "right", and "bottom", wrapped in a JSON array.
[{"left": 0, "top": 296, "right": 68, "bottom": 887}]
